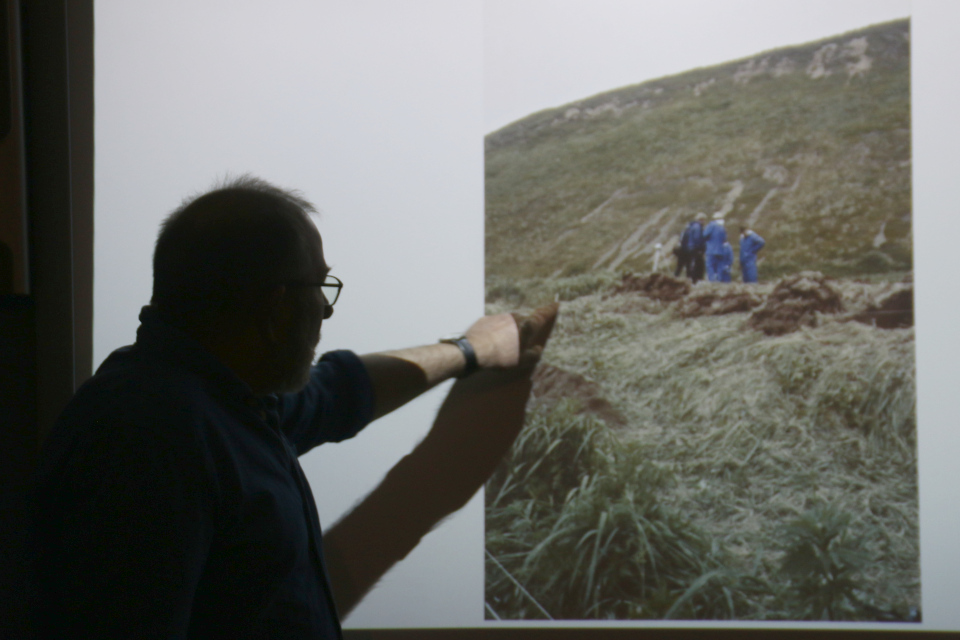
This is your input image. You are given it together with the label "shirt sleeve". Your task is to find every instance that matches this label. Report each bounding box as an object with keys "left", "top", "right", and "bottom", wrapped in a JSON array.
[{"left": 277, "top": 349, "right": 376, "bottom": 455}]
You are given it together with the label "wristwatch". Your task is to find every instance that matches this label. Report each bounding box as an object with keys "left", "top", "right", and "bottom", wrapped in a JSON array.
[{"left": 439, "top": 335, "right": 479, "bottom": 378}]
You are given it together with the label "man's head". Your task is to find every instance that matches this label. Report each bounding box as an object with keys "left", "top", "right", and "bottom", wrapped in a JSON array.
[
  {"left": 152, "top": 175, "right": 330, "bottom": 393},
  {"left": 695, "top": 212, "right": 707, "bottom": 223}
]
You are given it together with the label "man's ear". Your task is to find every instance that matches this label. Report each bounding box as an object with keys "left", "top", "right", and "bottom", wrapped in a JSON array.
[{"left": 260, "top": 285, "right": 290, "bottom": 345}]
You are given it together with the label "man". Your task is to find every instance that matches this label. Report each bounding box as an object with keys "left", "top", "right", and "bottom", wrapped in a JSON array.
[
  {"left": 675, "top": 212, "right": 706, "bottom": 283},
  {"left": 32, "top": 176, "right": 552, "bottom": 639},
  {"left": 739, "top": 225, "right": 766, "bottom": 283},
  {"left": 703, "top": 212, "right": 727, "bottom": 282}
]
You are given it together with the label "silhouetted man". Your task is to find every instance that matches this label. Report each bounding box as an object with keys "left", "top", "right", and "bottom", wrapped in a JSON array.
[
  {"left": 675, "top": 212, "right": 706, "bottom": 283},
  {"left": 32, "top": 176, "right": 553, "bottom": 640}
]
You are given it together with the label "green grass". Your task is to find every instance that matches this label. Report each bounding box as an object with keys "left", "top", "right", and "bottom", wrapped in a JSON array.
[
  {"left": 486, "top": 401, "right": 761, "bottom": 620},
  {"left": 485, "top": 278, "right": 918, "bottom": 621},
  {"left": 485, "top": 19, "right": 916, "bottom": 620}
]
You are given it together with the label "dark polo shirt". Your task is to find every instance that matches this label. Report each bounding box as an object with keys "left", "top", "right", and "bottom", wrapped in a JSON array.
[{"left": 32, "top": 306, "right": 374, "bottom": 639}]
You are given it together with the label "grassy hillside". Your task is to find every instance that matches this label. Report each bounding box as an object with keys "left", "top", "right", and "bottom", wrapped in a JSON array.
[
  {"left": 485, "top": 277, "right": 918, "bottom": 620},
  {"left": 485, "top": 19, "right": 911, "bottom": 281}
]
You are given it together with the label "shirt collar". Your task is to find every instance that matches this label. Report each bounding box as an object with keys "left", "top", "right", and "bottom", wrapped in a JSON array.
[{"left": 135, "top": 305, "right": 275, "bottom": 411}]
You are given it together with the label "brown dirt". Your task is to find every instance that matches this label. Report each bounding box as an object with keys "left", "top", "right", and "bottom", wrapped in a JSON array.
[
  {"left": 530, "top": 364, "right": 626, "bottom": 428},
  {"left": 675, "top": 285, "right": 766, "bottom": 318},
  {"left": 852, "top": 286, "right": 913, "bottom": 329},
  {"left": 747, "top": 271, "right": 844, "bottom": 335},
  {"left": 614, "top": 272, "right": 691, "bottom": 301}
]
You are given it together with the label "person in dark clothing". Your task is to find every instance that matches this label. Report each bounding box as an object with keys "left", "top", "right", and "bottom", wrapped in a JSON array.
[
  {"left": 31, "top": 176, "right": 553, "bottom": 640},
  {"left": 675, "top": 212, "right": 707, "bottom": 283}
]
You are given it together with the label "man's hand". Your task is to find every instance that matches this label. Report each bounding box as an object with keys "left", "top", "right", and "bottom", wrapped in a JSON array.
[
  {"left": 464, "top": 313, "right": 519, "bottom": 369},
  {"left": 361, "top": 303, "right": 559, "bottom": 419},
  {"left": 513, "top": 302, "right": 559, "bottom": 369},
  {"left": 465, "top": 302, "right": 558, "bottom": 371}
]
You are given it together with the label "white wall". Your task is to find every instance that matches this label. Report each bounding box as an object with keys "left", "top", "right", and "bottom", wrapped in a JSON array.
[{"left": 94, "top": 0, "right": 960, "bottom": 631}]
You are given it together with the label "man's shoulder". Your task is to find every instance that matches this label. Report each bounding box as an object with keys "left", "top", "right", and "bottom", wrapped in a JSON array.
[
  {"left": 53, "top": 345, "right": 224, "bottom": 457},
  {"left": 74, "top": 344, "right": 210, "bottom": 413}
]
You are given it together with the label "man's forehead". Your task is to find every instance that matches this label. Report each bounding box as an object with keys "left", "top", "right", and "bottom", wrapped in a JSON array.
[{"left": 307, "top": 228, "right": 329, "bottom": 276}]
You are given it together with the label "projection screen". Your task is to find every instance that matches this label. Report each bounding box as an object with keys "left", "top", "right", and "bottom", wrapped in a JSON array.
[{"left": 93, "top": 0, "right": 960, "bottom": 633}]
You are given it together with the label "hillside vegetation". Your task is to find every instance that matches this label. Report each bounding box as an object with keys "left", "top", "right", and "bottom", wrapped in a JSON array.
[
  {"left": 485, "top": 276, "right": 918, "bottom": 621},
  {"left": 484, "top": 20, "right": 916, "bottom": 622},
  {"left": 485, "top": 19, "right": 910, "bottom": 281}
]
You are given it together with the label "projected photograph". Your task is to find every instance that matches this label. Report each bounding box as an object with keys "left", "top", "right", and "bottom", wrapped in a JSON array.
[{"left": 483, "top": 13, "right": 918, "bottom": 622}]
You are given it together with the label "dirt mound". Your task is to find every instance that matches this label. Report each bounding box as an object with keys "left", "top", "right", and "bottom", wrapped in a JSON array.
[
  {"left": 852, "top": 286, "right": 913, "bottom": 329},
  {"left": 614, "top": 272, "right": 691, "bottom": 301},
  {"left": 747, "top": 271, "right": 844, "bottom": 335},
  {"left": 531, "top": 364, "right": 626, "bottom": 427},
  {"left": 676, "top": 285, "right": 765, "bottom": 318}
]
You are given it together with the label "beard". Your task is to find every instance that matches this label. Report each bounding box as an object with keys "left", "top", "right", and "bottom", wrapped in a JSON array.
[{"left": 269, "top": 320, "right": 321, "bottom": 395}]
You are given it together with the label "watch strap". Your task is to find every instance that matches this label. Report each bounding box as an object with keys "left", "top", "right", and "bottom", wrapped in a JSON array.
[{"left": 440, "top": 336, "right": 479, "bottom": 378}]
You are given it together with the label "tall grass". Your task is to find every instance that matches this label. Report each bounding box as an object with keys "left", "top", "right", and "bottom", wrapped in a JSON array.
[
  {"left": 486, "top": 401, "right": 760, "bottom": 620},
  {"left": 485, "top": 281, "right": 918, "bottom": 620},
  {"left": 778, "top": 503, "right": 871, "bottom": 621}
]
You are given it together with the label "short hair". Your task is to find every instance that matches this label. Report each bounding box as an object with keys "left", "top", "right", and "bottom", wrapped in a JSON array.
[{"left": 152, "top": 175, "right": 319, "bottom": 332}]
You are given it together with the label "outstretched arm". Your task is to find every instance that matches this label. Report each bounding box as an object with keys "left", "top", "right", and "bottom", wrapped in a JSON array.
[
  {"left": 360, "top": 312, "right": 525, "bottom": 420},
  {"left": 326, "top": 303, "right": 558, "bottom": 616}
]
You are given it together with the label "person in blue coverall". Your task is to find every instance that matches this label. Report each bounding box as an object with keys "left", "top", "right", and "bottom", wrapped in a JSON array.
[
  {"left": 31, "top": 176, "right": 555, "bottom": 640},
  {"left": 703, "top": 212, "right": 727, "bottom": 282},
  {"left": 719, "top": 241, "right": 734, "bottom": 283},
  {"left": 739, "top": 226, "right": 766, "bottom": 283},
  {"left": 674, "top": 212, "right": 707, "bottom": 283}
]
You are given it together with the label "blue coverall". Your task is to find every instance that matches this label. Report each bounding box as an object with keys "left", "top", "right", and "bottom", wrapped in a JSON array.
[
  {"left": 703, "top": 220, "right": 727, "bottom": 282},
  {"left": 739, "top": 231, "right": 766, "bottom": 283},
  {"left": 681, "top": 222, "right": 704, "bottom": 253},
  {"left": 719, "top": 242, "right": 734, "bottom": 282}
]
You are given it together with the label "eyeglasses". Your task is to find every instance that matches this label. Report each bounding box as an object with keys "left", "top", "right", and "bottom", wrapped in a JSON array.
[{"left": 284, "top": 275, "right": 343, "bottom": 307}]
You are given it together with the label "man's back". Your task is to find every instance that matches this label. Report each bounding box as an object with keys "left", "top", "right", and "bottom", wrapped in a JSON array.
[
  {"left": 681, "top": 222, "right": 703, "bottom": 252},
  {"left": 32, "top": 307, "right": 373, "bottom": 639},
  {"left": 704, "top": 220, "right": 727, "bottom": 254}
]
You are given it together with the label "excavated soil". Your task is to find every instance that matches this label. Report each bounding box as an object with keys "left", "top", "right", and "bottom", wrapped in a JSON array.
[
  {"left": 675, "top": 285, "right": 765, "bottom": 318},
  {"left": 852, "top": 286, "right": 913, "bottom": 329},
  {"left": 747, "top": 271, "right": 844, "bottom": 335},
  {"left": 530, "top": 364, "right": 626, "bottom": 428},
  {"left": 614, "top": 272, "right": 691, "bottom": 301}
]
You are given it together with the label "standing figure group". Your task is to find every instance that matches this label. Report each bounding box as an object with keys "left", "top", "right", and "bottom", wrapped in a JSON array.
[{"left": 675, "top": 211, "right": 765, "bottom": 284}]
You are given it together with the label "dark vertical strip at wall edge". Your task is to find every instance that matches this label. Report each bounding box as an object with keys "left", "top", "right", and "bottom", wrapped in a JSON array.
[
  {"left": 1, "top": 1, "right": 91, "bottom": 634},
  {"left": 21, "top": 0, "right": 74, "bottom": 440},
  {"left": 20, "top": 0, "right": 94, "bottom": 441},
  {"left": 67, "top": 0, "right": 92, "bottom": 386},
  {"left": 0, "top": 0, "right": 27, "bottom": 294},
  {"left": 0, "top": 296, "right": 37, "bottom": 640},
  {"left": 0, "top": 2, "right": 34, "bottom": 637}
]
